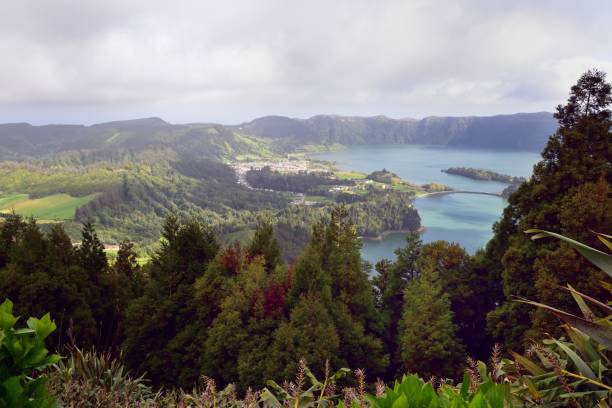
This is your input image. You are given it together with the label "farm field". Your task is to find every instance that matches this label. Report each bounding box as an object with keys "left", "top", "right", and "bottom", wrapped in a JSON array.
[{"left": 0, "top": 193, "right": 99, "bottom": 220}]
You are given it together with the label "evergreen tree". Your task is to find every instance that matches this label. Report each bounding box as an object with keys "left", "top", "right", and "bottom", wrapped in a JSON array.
[
  {"left": 416, "top": 241, "right": 494, "bottom": 360},
  {"left": 78, "top": 221, "right": 108, "bottom": 282},
  {"left": 268, "top": 294, "right": 341, "bottom": 381},
  {"left": 202, "top": 257, "right": 289, "bottom": 390},
  {"left": 123, "top": 216, "right": 219, "bottom": 386},
  {"left": 0, "top": 218, "right": 98, "bottom": 348},
  {"left": 246, "top": 219, "right": 281, "bottom": 272},
  {"left": 288, "top": 205, "right": 389, "bottom": 378},
  {"left": 486, "top": 69, "right": 612, "bottom": 350},
  {"left": 398, "top": 268, "right": 465, "bottom": 379},
  {"left": 372, "top": 232, "right": 422, "bottom": 376}
]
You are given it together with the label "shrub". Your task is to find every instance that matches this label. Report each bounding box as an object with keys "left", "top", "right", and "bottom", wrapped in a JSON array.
[{"left": 0, "top": 299, "right": 59, "bottom": 408}]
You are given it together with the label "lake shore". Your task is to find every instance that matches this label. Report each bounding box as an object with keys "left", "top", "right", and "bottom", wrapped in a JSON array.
[{"left": 361, "top": 226, "right": 425, "bottom": 241}]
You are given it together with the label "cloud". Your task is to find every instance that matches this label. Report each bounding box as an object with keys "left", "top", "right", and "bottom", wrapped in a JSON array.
[{"left": 0, "top": 0, "right": 611, "bottom": 124}]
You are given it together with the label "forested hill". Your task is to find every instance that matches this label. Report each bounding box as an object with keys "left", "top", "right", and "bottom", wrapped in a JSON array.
[
  {"left": 0, "top": 112, "right": 556, "bottom": 158},
  {"left": 0, "top": 118, "right": 274, "bottom": 160},
  {"left": 236, "top": 112, "right": 557, "bottom": 150}
]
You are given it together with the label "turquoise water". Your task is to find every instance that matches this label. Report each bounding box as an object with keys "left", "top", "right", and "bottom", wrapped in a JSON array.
[{"left": 310, "top": 145, "right": 541, "bottom": 263}]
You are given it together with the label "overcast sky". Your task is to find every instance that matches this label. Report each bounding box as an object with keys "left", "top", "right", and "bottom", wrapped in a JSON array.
[{"left": 1, "top": 0, "right": 611, "bottom": 125}]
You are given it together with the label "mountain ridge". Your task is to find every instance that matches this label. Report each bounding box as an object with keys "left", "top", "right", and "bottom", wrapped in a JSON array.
[{"left": 0, "top": 112, "right": 558, "bottom": 158}]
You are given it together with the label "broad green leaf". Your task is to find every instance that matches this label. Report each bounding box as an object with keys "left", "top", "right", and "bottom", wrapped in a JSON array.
[
  {"left": 27, "top": 313, "right": 56, "bottom": 340},
  {"left": 391, "top": 394, "right": 408, "bottom": 408}
]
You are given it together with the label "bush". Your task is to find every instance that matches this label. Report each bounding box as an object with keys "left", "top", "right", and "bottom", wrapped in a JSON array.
[{"left": 0, "top": 299, "right": 59, "bottom": 408}]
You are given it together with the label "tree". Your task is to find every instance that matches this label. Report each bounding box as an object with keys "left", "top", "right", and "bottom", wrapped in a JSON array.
[
  {"left": 247, "top": 220, "right": 281, "bottom": 272},
  {"left": 288, "top": 205, "right": 389, "bottom": 378},
  {"left": 268, "top": 294, "right": 341, "bottom": 381},
  {"left": 0, "top": 219, "right": 99, "bottom": 349},
  {"left": 78, "top": 221, "right": 108, "bottom": 282},
  {"left": 372, "top": 232, "right": 422, "bottom": 376},
  {"left": 486, "top": 69, "right": 612, "bottom": 350},
  {"left": 398, "top": 269, "right": 465, "bottom": 379},
  {"left": 123, "top": 216, "right": 219, "bottom": 387}
]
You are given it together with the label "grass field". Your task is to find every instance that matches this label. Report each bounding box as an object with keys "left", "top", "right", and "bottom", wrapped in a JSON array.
[
  {"left": 0, "top": 193, "right": 100, "bottom": 220},
  {"left": 335, "top": 171, "right": 366, "bottom": 180},
  {"left": 0, "top": 193, "right": 29, "bottom": 209}
]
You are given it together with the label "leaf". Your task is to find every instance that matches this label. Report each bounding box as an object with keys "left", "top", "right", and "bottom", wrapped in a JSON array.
[
  {"left": 459, "top": 373, "right": 470, "bottom": 398},
  {"left": 564, "top": 326, "right": 599, "bottom": 362},
  {"left": 565, "top": 285, "right": 612, "bottom": 315},
  {"left": 525, "top": 229, "right": 612, "bottom": 277},
  {"left": 510, "top": 351, "right": 545, "bottom": 375},
  {"left": 522, "top": 377, "right": 542, "bottom": 401},
  {"left": 552, "top": 339, "right": 596, "bottom": 380},
  {"left": 260, "top": 389, "right": 283, "bottom": 408},
  {"left": 597, "top": 234, "right": 612, "bottom": 251},
  {"left": 516, "top": 298, "right": 612, "bottom": 348},
  {"left": 561, "top": 370, "right": 612, "bottom": 391},
  {"left": 391, "top": 394, "right": 408, "bottom": 408},
  {"left": 27, "top": 313, "right": 56, "bottom": 340}
]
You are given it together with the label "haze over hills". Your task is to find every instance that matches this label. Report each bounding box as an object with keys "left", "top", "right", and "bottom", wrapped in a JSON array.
[{"left": 0, "top": 112, "right": 557, "bottom": 159}]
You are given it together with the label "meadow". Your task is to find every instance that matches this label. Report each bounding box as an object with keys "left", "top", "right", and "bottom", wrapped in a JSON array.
[{"left": 0, "top": 192, "right": 99, "bottom": 220}]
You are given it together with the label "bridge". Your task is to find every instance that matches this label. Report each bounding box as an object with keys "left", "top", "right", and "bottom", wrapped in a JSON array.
[{"left": 419, "top": 190, "right": 502, "bottom": 198}]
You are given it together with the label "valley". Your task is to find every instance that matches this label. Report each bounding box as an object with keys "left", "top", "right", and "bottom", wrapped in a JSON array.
[{"left": 0, "top": 114, "right": 545, "bottom": 263}]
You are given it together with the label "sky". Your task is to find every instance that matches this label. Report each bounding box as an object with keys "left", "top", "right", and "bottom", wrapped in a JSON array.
[{"left": 1, "top": 0, "right": 611, "bottom": 125}]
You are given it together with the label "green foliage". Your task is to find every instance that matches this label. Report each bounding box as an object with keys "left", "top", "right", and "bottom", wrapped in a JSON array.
[
  {"left": 367, "top": 374, "right": 510, "bottom": 408},
  {"left": 48, "top": 347, "right": 158, "bottom": 407},
  {"left": 485, "top": 230, "right": 612, "bottom": 407},
  {"left": 0, "top": 299, "right": 59, "bottom": 408},
  {"left": 247, "top": 220, "right": 281, "bottom": 272},
  {"left": 486, "top": 69, "right": 612, "bottom": 350},
  {"left": 417, "top": 242, "right": 497, "bottom": 361},
  {"left": 288, "top": 206, "right": 389, "bottom": 378},
  {"left": 442, "top": 167, "right": 525, "bottom": 184},
  {"left": 123, "top": 216, "right": 220, "bottom": 387},
  {"left": 245, "top": 167, "right": 354, "bottom": 194},
  {"left": 261, "top": 359, "right": 350, "bottom": 408},
  {"left": 398, "top": 268, "right": 465, "bottom": 379},
  {"left": 0, "top": 217, "right": 131, "bottom": 349},
  {"left": 372, "top": 232, "right": 421, "bottom": 377}
]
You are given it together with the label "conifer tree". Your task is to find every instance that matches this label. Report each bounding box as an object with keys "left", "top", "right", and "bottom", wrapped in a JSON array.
[
  {"left": 416, "top": 241, "right": 495, "bottom": 360},
  {"left": 123, "top": 216, "right": 219, "bottom": 386},
  {"left": 398, "top": 269, "right": 464, "bottom": 379},
  {"left": 247, "top": 219, "right": 281, "bottom": 272},
  {"left": 372, "top": 232, "right": 422, "bottom": 376},
  {"left": 0, "top": 218, "right": 98, "bottom": 348},
  {"left": 287, "top": 205, "right": 389, "bottom": 378},
  {"left": 486, "top": 69, "right": 611, "bottom": 349}
]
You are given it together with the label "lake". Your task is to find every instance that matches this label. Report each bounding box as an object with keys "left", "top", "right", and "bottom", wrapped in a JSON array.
[{"left": 310, "top": 145, "right": 541, "bottom": 263}]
